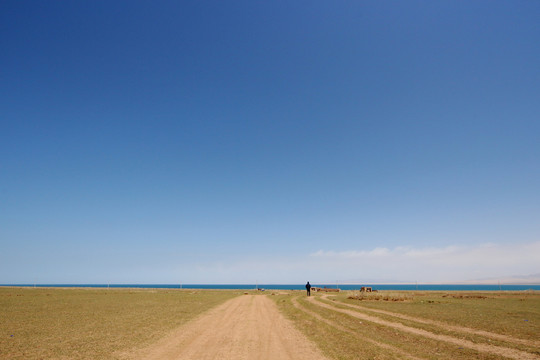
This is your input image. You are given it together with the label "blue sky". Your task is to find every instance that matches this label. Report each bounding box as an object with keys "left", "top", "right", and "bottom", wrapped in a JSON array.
[{"left": 1, "top": 1, "right": 539, "bottom": 284}]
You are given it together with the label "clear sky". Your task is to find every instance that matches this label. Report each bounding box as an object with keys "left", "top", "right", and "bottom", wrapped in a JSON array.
[{"left": 1, "top": 1, "right": 539, "bottom": 284}]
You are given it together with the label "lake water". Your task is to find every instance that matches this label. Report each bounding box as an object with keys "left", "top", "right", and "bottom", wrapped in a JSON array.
[{"left": 3, "top": 284, "right": 540, "bottom": 291}]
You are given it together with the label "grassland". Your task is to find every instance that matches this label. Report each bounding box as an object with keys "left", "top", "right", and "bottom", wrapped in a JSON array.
[
  {"left": 0, "top": 287, "right": 240, "bottom": 359},
  {"left": 272, "top": 290, "right": 540, "bottom": 360},
  {"left": 341, "top": 290, "right": 540, "bottom": 341},
  {"left": 3, "top": 287, "right": 539, "bottom": 359}
]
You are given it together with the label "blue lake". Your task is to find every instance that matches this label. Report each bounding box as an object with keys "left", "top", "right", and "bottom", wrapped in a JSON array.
[{"left": 2, "top": 284, "right": 540, "bottom": 291}]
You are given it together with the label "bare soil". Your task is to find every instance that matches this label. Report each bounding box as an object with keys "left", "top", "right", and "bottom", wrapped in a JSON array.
[{"left": 130, "top": 295, "right": 328, "bottom": 360}]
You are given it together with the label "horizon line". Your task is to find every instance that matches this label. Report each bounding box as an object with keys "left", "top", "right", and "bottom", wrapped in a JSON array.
[{"left": 2, "top": 282, "right": 540, "bottom": 286}]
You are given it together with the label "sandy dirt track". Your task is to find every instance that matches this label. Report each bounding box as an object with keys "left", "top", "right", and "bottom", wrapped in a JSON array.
[{"left": 135, "top": 295, "right": 328, "bottom": 360}]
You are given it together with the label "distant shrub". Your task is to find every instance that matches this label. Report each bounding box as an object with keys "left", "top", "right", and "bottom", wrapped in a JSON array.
[
  {"left": 442, "top": 294, "right": 487, "bottom": 299},
  {"left": 347, "top": 292, "right": 412, "bottom": 302}
]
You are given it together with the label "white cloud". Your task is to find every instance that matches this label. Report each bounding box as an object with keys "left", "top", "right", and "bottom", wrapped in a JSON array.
[
  {"left": 80, "top": 241, "right": 540, "bottom": 284},
  {"left": 309, "top": 241, "right": 540, "bottom": 283}
]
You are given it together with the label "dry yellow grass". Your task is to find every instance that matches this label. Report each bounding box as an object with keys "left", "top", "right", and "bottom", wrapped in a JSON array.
[
  {"left": 0, "top": 287, "right": 240, "bottom": 359},
  {"left": 347, "top": 291, "right": 413, "bottom": 302},
  {"left": 3, "top": 287, "right": 539, "bottom": 359},
  {"left": 338, "top": 290, "right": 540, "bottom": 341},
  {"left": 272, "top": 290, "right": 540, "bottom": 360}
]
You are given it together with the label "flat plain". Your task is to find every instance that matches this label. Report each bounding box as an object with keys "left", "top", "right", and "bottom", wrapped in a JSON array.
[
  {"left": 0, "top": 287, "right": 239, "bottom": 359},
  {"left": 274, "top": 290, "right": 540, "bottom": 360},
  {"left": 1, "top": 287, "right": 539, "bottom": 359}
]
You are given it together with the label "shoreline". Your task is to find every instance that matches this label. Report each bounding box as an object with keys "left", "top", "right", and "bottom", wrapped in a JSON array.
[{"left": 2, "top": 283, "right": 540, "bottom": 291}]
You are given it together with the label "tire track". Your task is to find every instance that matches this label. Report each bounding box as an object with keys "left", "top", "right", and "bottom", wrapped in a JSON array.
[
  {"left": 320, "top": 295, "right": 540, "bottom": 348},
  {"left": 309, "top": 296, "right": 540, "bottom": 360},
  {"left": 291, "top": 296, "right": 426, "bottom": 360}
]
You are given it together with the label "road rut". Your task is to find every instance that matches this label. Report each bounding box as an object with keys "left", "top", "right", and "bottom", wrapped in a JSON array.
[{"left": 309, "top": 296, "right": 540, "bottom": 360}]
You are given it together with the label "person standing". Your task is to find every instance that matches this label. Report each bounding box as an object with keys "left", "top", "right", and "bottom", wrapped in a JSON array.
[{"left": 305, "top": 281, "right": 311, "bottom": 296}]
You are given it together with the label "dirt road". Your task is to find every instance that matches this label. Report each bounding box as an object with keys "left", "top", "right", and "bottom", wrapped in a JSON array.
[{"left": 136, "top": 295, "right": 328, "bottom": 360}]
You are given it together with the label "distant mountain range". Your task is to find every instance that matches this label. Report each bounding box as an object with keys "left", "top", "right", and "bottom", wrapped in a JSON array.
[
  {"left": 460, "top": 273, "right": 540, "bottom": 285},
  {"left": 337, "top": 273, "right": 540, "bottom": 285}
]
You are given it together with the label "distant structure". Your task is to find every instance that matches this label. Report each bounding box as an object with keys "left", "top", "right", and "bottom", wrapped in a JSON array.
[{"left": 311, "top": 286, "right": 340, "bottom": 293}]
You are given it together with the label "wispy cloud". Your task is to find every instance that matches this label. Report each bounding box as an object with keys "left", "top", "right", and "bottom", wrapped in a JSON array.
[
  {"left": 156, "top": 241, "right": 540, "bottom": 284},
  {"left": 309, "top": 241, "right": 540, "bottom": 283},
  {"left": 70, "top": 241, "right": 539, "bottom": 284}
]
